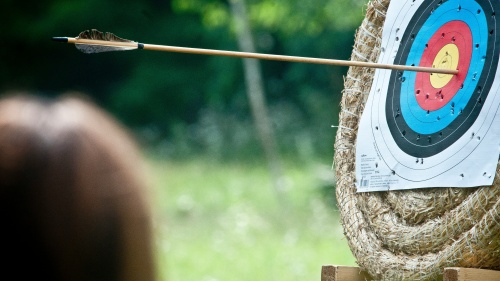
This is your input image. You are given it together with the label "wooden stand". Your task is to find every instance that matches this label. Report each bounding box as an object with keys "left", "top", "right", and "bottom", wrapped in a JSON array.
[
  {"left": 321, "top": 265, "right": 370, "bottom": 281},
  {"left": 321, "top": 265, "right": 500, "bottom": 281}
]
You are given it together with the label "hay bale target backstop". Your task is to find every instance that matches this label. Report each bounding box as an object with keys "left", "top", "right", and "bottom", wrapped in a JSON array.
[{"left": 334, "top": 0, "right": 500, "bottom": 280}]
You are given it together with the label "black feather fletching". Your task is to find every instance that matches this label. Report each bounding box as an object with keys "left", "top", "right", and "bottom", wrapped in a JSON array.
[
  {"left": 74, "top": 29, "right": 137, "bottom": 54},
  {"left": 77, "top": 29, "right": 133, "bottom": 43}
]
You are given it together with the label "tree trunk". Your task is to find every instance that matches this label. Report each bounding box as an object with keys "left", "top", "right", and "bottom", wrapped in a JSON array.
[{"left": 229, "top": 0, "right": 287, "bottom": 202}]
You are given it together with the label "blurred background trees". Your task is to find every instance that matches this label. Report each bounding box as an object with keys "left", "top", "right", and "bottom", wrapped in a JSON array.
[
  {"left": 1, "top": 1, "right": 368, "bottom": 279},
  {"left": 1, "top": 0, "right": 366, "bottom": 161}
]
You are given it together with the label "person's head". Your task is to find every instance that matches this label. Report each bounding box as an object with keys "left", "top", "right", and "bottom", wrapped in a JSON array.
[{"left": 0, "top": 93, "right": 155, "bottom": 281}]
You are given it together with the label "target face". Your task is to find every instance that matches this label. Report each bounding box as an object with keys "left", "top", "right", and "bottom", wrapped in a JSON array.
[
  {"left": 388, "top": 0, "right": 499, "bottom": 158},
  {"left": 355, "top": 0, "right": 500, "bottom": 191}
]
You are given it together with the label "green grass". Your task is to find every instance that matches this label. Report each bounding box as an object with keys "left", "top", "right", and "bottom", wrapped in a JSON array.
[{"left": 147, "top": 157, "right": 356, "bottom": 281}]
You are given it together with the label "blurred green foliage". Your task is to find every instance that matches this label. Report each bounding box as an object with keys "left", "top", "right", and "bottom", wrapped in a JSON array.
[
  {"left": 1, "top": 0, "right": 366, "bottom": 160},
  {"left": 150, "top": 157, "right": 356, "bottom": 281}
]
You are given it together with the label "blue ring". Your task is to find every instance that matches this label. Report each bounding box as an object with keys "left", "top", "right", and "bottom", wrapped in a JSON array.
[{"left": 400, "top": 0, "right": 487, "bottom": 135}]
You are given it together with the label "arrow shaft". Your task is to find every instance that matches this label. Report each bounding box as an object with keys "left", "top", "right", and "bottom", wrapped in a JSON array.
[{"left": 62, "top": 37, "right": 458, "bottom": 75}]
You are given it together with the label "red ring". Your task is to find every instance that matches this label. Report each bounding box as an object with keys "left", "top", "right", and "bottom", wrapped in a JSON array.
[{"left": 415, "top": 21, "right": 472, "bottom": 111}]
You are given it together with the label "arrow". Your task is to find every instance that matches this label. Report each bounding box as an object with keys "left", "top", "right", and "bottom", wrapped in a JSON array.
[{"left": 53, "top": 29, "right": 459, "bottom": 75}]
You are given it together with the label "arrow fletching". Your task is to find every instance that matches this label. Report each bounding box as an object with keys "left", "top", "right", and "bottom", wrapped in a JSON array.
[{"left": 73, "top": 29, "right": 138, "bottom": 54}]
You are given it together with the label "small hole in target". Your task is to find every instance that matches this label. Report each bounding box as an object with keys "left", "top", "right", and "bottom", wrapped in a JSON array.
[{"left": 436, "top": 90, "right": 442, "bottom": 98}]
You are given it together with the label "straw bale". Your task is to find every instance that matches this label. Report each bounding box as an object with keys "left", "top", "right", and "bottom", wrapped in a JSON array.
[{"left": 334, "top": 0, "right": 500, "bottom": 280}]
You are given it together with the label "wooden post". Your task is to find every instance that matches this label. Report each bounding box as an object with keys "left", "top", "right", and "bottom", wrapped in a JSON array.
[
  {"left": 321, "top": 265, "right": 372, "bottom": 281},
  {"left": 444, "top": 267, "right": 500, "bottom": 281},
  {"left": 322, "top": 266, "right": 500, "bottom": 281}
]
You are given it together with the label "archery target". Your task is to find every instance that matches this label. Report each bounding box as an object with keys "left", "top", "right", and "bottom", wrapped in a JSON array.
[
  {"left": 355, "top": 0, "right": 500, "bottom": 191},
  {"left": 388, "top": 0, "right": 498, "bottom": 157}
]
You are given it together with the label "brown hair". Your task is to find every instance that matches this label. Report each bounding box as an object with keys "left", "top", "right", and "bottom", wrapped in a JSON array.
[{"left": 0, "top": 93, "right": 155, "bottom": 281}]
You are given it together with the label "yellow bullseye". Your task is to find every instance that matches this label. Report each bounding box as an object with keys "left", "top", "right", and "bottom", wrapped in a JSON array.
[{"left": 430, "top": 43, "right": 459, "bottom": 88}]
